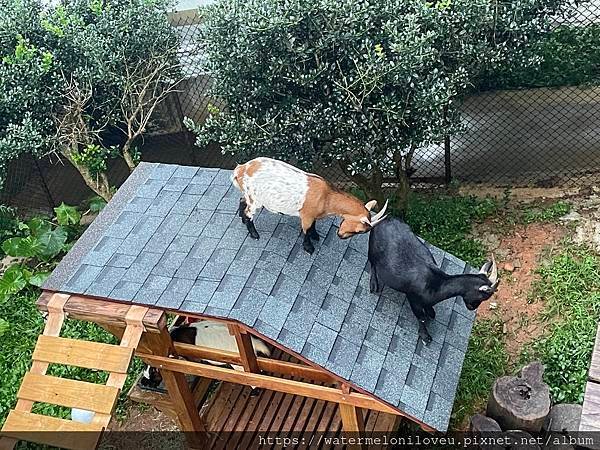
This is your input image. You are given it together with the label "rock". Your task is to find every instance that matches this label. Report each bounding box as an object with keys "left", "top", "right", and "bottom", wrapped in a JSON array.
[
  {"left": 504, "top": 262, "right": 515, "bottom": 272},
  {"left": 470, "top": 415, "right": 504, "bottom": 450},
  {"left": 503, "top": 430, "right": 540, "bottom": 450},
  {"left": 513, "top": 259, "right": 522, "bottom": 269},
  {"left": 486, "top": 361, "right": 551, "bottom": 433},
  {"left": 560, "top": 211, "right": 582, "bottom": 222},
  {"left": 542, "top": 403, "right": 582, "bottom": 433},
  {"left": 470, "top": 414, "right": 502, "bottom": 432},
  {"left": 489, "top": 302, "right": 498, "bottom": 310}
]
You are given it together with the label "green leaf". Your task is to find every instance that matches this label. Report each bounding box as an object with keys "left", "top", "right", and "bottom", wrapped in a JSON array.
[
  {"left": 35, "top": 228, "right": 68, "bottom": 259},
  {"left": 2, "top": 236, "right": 42, "bottom": 258},
  {"left": 27, "top": 218, "right": 52, "bottom": 237},
  {"left": 0, "top": 318, "right": 9, "bottom": 337},
  {"left": 29, "top": 271, "right": 51, "bottom": 287},
  {"left": 88, "top": 196, "right": 107, "bottom": 213},
  {"left": 0, "top": 265, "right": 31, "bottom": 301},
  {"left": 54, "top": 203, "right": 81, "bottom": 226}
]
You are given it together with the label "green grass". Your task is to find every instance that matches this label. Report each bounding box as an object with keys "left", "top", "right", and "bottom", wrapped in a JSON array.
[
  {"left": 0, "top": 289, "right": 144, "bottom": 427},
  {"left": 521, "top": 200, "right": 570, "bottom": 224},
  {"left": 405, "top": 193, "right": 498, "bottom": 267},
  {"left": 529, "top": 245, "right": 600, "bottom": 404},
  {"left": 451, "top": 318, "right": 509, "bottom": 428}
]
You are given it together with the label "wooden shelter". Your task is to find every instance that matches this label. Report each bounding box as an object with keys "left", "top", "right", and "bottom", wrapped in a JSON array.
[{"left": 0, "top": 163, "right": 477, "bottom": 450}]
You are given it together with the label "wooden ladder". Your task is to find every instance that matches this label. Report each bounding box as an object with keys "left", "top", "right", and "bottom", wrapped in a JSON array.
[{"left": 0, "top": 294, "right": 148, "bottom": 450}]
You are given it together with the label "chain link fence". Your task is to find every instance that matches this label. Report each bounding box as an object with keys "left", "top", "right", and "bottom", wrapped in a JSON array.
[{"left": 2, "top": 2, "right": 600, "bottom": 215}]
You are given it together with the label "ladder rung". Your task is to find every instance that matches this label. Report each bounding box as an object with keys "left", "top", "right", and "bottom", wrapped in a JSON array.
[
  {"left": 18, "top": 373, "right": 119, "bottom": 415},
  {"left": 1, "top": 410, "right": 102, "bottom": 450},
  {"left": 33, "top": 335, "right": 133, "bottom": 373}
]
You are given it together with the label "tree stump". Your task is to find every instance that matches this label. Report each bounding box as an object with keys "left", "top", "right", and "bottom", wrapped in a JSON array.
[{"left": 486, "top": 361, "right": 550, "bottom": 433}]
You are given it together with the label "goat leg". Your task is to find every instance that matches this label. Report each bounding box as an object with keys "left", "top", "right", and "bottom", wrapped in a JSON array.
[
  {"left": 238, "top": 198, "right": 260, "bottom": 239},
  {"left": 408, "top": 297, "right": 433, "bottom": 345},
  {"left": 307, "top": 221, "right": 320, "bottom": 241},
  {"left": 369, "top": 265, "right": 383, "bottom": 294},
  {"left": 302, "top": 232, "right": 315, "bottom": 254}
]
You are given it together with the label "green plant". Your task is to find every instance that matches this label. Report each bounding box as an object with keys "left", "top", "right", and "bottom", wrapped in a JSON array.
[
  {"left": 0, "top": 205, "right": 19, "bottom": 256},
  {"left": 521, "top": 200, "right": 570, "bottom": 224},
  {"left": 0, "top": 204, "right": 82, "bottom": 303},
  {"left": 483, "top": 24, "right": 600, "bottom": 89},
  {"left": 451, "top": 318, "right": 509, "bottom": 427},
  {"left": 531, "top": 246, "right": 600, "bottom": 403},
  {"left": 1, "top": 0, "right": 180, "bottom": 200},
  {"left": 405, "top": 193, "right": 497, "bottom": 266},
  {"left": 188, "top": 0, "right": 571, "bottom": 211}
]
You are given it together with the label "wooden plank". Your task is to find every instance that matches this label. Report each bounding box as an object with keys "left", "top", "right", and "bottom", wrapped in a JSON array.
[
  {"left": 37, "top": 291, "right": 165, "bottom": 332},
  {"left": 173, "top": 342, "right": 335, "bottom": 383},
  {"left": 15, "top": 293, "right": 69, "bottom": 414},
  {"left": 18, "top": 373, "right": 119, "bottom": 415},
  {"left": 580, "top": 382, "right": 600, "bottom": 432},
  {"left": 139, "top": 354, "right": 403, "bottom": 416},
  {"left": 1, "top": 411, "right": 102, "bottom": 450},
  {"left": 142, "top": 326, "right": 208, "bottom": 448},
  {"left": 339, "top": 404, "right": 365, "bottom": 450},
  {"left": 228, "top": 324, "right": 260, "bottom": 374},
  {"left": 33, "top": 335, "right": 133, "bottom": 373},
  {"left": 589, "top": 325, "right": 600, "bottom": 383}
]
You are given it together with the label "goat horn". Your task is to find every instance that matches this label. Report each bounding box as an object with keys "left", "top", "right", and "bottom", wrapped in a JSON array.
[
  {"left": 488, "top": 254, "right": 498, "bottom": 284},
  {"left": 370, "top": 199, "right": 389, "bottom": 222}
]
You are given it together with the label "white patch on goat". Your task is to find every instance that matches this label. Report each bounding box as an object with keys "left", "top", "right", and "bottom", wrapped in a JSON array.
[
  {"left": 143, "top": 365, "right": 151, "bottom": 380},
  {"left": 237, "top": 157, "right": 309, "bottom": 218}
]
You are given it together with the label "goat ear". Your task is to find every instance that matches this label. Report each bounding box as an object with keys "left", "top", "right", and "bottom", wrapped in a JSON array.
[{"left": 365, "top": 200, "right": 378, "bottom": 211}]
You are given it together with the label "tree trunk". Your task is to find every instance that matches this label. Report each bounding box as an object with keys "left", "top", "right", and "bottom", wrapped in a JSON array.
[
  {"left": 393, "top": 168, "right": 410, "bottom": 216},
  {"left": 122, "top": 142, "right": 137, "bottom": 172},
  {"left": 62, "top": 149, "right": 113, "bottom": 201},
  {"left": 486, "top": 361, "right": 550, "bottom": 433}
]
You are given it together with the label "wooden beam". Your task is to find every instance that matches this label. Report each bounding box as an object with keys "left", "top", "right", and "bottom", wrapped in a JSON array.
[
  {"left": 339, "top": 404, "right": 365, "bottom": 450},
  {"left": 172, "top": 342, "right": 335, "bottom": 383},
  {"left": 228, "top": 324, "right": 259, "bottom": 373},
  {"left": 141, "top": 327, "right": 208, "bottom": 448},
  {"left": 138, "top": 353, "right": 404, "bottom": 417},
  {"left": 37, "top": 291, "right": 165, "bottom": 332}
]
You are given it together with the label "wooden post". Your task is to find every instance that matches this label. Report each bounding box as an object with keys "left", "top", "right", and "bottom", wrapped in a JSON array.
[
  {"left": 339, "top": 403, "right": 365, "bottom": 450},
  {"left": 228, "top": 324, "right": 259, "bottom": 373},
  {"left": 143, "top": 325, "right": 208, "bottom": 449}
]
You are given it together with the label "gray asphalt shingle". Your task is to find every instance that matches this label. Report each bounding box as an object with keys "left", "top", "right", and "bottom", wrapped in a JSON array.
[{"left": 43, "top": 162, "right": 476, "bottom": 432}]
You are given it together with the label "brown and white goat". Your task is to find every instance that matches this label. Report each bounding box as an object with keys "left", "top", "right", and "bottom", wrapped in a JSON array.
[{"left": 232, "top": 157, "right": 388, "bottom": 254}]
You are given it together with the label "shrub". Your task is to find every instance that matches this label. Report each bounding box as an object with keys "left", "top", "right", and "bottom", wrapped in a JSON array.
[
  {"left": 0, "top": 0, "right": 180, "bottom": 200},
  {"left": 188, "top": 0, "right": 572, "bottom": 211}
]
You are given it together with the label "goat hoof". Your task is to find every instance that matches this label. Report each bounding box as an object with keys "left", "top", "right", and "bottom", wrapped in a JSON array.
[
  {"left": 419, "top": 333, "right": 432, "bottom": 345},
  {"left": 303, "top": 241, "right": 315, "bottom": 255},
  {"left": 249, "top": 230, "right": 260, "bottom": 240},
  {"left": 250, "top": 387, "right": 262, "bottom": 397}
]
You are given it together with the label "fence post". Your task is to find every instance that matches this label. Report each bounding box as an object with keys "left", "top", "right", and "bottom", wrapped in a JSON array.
[
  {"left": 443, "top": 105, "right": 451, "bottom": 184},
  {"left": 34, "top": 158, "right": 57, "bottom": 209}
]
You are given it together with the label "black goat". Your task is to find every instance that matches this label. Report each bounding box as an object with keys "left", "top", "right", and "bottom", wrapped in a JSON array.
[{"left": 368, "top": 217, "right": 499, "bottom": 344}]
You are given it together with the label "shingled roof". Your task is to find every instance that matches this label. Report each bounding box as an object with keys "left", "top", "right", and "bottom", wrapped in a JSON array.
[{"left": 43, "top": 162, "right": 476, "bottom": 431}]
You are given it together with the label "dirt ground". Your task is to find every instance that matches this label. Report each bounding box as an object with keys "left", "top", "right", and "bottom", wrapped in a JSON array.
[{"left": 475, "top": 221, "right": 566, "bottom": 362}]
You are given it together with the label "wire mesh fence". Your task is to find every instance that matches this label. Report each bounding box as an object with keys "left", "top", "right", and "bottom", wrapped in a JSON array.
[{"left": 2, "top": 2, "right": 600, "bottom": 215}]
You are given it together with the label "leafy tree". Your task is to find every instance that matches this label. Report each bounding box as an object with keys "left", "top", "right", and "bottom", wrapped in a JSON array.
[
  {"left": 187, "top": 0, "right": 574, "bottom": 210},
  {"left": 0, "top": 0, "right": 181, "bottom": 200}
]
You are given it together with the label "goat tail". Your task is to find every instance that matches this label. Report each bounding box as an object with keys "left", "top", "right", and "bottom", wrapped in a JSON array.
[{"left": 251, "top": 337, "right": 271, "bottom": 357}]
